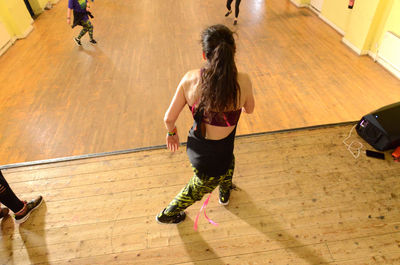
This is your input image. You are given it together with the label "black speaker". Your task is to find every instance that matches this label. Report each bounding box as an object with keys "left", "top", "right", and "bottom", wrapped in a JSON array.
[{"left": 356, "top": 102, "right": 400, "bottom": 151}]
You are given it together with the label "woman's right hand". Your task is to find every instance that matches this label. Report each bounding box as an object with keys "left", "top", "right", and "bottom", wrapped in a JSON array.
[{"left": 166, "top": 133, "right": 180, "bottom": 152}]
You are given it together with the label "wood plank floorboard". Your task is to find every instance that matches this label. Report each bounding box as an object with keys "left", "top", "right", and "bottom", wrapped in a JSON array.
[
  {"left": 0, "top": 0, "right": 399, "bottom": 165},
  {"left": 0, "top": 123, "right": 399, "bottom": 264}
]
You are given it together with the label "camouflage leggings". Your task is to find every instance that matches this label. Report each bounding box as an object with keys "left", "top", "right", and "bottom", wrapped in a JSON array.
[
  {"left": 164, "top": 157, "right": 235, "bottom": 216},
  {"left": 78, "top": 20, "right": 93, "bottom": 40}
]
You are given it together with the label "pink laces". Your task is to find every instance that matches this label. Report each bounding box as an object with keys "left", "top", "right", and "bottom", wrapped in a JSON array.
[{"left": 194, "top": 193, "right": 218, "bottom": 230}]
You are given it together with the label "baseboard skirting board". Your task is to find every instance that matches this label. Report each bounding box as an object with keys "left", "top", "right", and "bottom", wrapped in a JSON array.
[
  {"left": 0, "top": 25, "right": 33, "bottom": 56},
  {"left": 16, "top": 25, "right": 34, "bottom": 39},
  {"left": 368, "top": 51, "right": 378, "bottom": 61},
  {"left": 319, "top": 14, "right": 345, "bottom": 36},
  {"left": 367, "top": 50, "right": 399, "bottom": 80},
  {"left": 341, "top": 37, "right": 368, "bottom": 55},
  {"left": 308, "top": 5, "right": 321, "bottom": 15},
  {"left": 0, "top": 40, "right": 14, "bottom": 57},
  {"left": 376, "top": 57, "right": 400, "bottom": 80}
]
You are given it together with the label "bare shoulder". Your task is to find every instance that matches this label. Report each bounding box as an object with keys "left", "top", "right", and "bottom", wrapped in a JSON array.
[
  {"left": 182, "top": 69, "right": 201, "bottom": 84},
  {"left": 180, "top": 69, "right": 202, "bottom": 105},
  {"left": 238, "top": 72, "right": 252, "bottom": 94}
]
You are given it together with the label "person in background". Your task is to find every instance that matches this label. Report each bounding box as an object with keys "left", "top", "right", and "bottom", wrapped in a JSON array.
[
  {"left": 156, "top": 24, "right": 255, "bottom": 224},
  {"left": 0, "top": 171, "right": 43, "bottom": 224},
  {"left": 67, "top": 0, "right": 97, "bottom": 46},
  {"left": 225, "top": 0, "right": 242, "bottom": 25}
]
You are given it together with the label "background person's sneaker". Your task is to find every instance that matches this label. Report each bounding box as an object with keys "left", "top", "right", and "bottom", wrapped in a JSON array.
[
  {"left": 14, "top": 196, "right": 43, "bottom": 224},
  {"left": 156, "top": 209, "right": 186, "bottom": 224},
  {"left": 74, "top": 37, "right": 82, "bottom": 46},
  {"left": 90, "top": 39, "right": 97, "bottom": 45}
]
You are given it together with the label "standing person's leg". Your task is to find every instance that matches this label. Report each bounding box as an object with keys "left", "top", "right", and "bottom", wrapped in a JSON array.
[
  {"left": 0, "top": 170, "right": 43, "bottom": 224},
  {"left": 74, "top": 24, "right": 86, "bottom": 46},
  {"left": 157, "top": 167, "right": 221, "bottom": 224},
  {"left": 0, "top": 171, "right": 24, "bottom": 215},
  {"left": 77, "top": 22, "right": 89, "bottom": 40},
  {"left": 85, "top": 20, "right": 97, "bottom": 44},
  {"left": 225, "top": 0, "right": 234, "bottom": 16},
  {"left": 234, "top": 0, "right": 242, "bottom": 18},
  {"left": 233, "top": 0, "right": 242, "bottom": 25},
  {"left": 76, "top": 21, "right": 96, "bottom": 45}
]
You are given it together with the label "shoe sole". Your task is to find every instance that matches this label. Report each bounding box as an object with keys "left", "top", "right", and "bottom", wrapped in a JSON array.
[
  {"left": 218, "top": 199, "right": 229, "bottom": 206},
  {"left": 155, "top": 216, "right": 169, "bottom": 225},
  {"left": 156, "top": 216, "right": 171, "bottom": 225},
  {"left": 15, "top": 198, "right": 43, "bottom": 224},
  {"left": 155, "top": 213, "right": 186, "bottom": 225}
]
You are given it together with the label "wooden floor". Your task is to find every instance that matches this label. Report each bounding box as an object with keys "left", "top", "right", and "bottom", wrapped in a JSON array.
[
  {"left": 0, "top": 123, "right": 399, "bottom": 264},
  {"left": 0, "top": 0, "right": 399, "bottom": 165},
  {"left": 1, "top": 2, "right": 400, "bottom": 264}
]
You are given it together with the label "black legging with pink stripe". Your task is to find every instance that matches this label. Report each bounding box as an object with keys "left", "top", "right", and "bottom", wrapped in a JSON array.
[
  {"left": 226, "top": 0, "right": 242, "bottom": 18},
  {"left": 0, "top": 171, "right": 24, "bottom": 213}
]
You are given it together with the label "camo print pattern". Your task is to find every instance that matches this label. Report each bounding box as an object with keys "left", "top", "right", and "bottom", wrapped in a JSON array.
[
  {"left": 77, "top": 20, "right": 93, "bottom": 40},
  {"left": 164, "top": 157, "right": 235, "bottom": 216}
]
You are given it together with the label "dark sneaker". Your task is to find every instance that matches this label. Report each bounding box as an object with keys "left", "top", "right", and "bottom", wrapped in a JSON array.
[
  {"left": 0, "top": 207, "right": 9, "bottom": 219},
  {"left": 219, "top": 184, "right": 236, "bottom": 205},
  {"left": 90, "top": 39, "right": 97, "bottom": 45},
  {"left": 74, "top": 37, "right": 82, "bottom": 46},
  {"left": 156, "top": 209, "right": 186, "bottom": 224},
  {"left": 233, "top": 20, "right": 238, "bottom": 25},
  {"left": 219, "top": 189, "right": 231, "bottom": 205},
  {"left": 225, "top": 10, "right": 232, "bottom": 17},
  {"left": 14, "top": 196, "right": 43, "bottom": 224}
]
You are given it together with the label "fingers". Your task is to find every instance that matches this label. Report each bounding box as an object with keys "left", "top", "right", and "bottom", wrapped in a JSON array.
[
  {"left": 166, "top": 141, "right": 179, "bottom": 152},
  {"left": 168, "top": 143, "right": 173, "bottom": 152},
  {"left": 169, "top": 143, "right": 179, "bottom": 152},
  {"left": 166, "top": 135, "right": 180, "bottom": 152}
]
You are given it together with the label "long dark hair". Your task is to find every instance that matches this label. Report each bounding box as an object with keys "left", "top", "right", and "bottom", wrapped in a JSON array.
[{"left": 199, "top": 24, "right": 240, "bottom": 113}]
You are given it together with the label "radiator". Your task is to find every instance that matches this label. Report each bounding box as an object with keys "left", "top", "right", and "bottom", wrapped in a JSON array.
[{"left": 377, "top": 31, "right": 400, "bottom": 78}]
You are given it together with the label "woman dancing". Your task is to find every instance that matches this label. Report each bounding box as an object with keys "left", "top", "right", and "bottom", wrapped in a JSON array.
[{"left": 157, "top": 24, "right": 255, "bottom": 224}]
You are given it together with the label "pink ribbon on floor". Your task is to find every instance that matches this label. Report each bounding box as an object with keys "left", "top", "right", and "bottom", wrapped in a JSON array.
[{"left": 194, "top": 193, "right": 219, "bottom": 230}]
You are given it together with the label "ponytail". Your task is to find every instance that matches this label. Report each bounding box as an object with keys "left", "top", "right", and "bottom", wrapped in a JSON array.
[{"left": 199, "top": 25, "right": 240, "bottom": 113}]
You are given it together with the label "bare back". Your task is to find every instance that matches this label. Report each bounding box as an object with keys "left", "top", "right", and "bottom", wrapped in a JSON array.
[{"left": 182, "top": 69, "right": 254, "bottom": 140}]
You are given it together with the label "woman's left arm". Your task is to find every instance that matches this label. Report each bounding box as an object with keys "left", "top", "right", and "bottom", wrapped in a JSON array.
[{"left": 164, "top": 74, "right": 188, "bottom": 152}]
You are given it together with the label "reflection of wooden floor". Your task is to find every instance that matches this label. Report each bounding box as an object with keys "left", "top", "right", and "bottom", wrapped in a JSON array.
[
  {"left": 0, "top": 0, "right": 400, "bottom": 165},
  {"left": 1, "top": 123, "right": 399, "bottom": 264}
]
